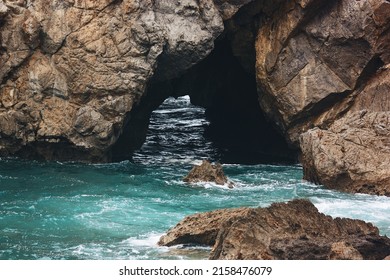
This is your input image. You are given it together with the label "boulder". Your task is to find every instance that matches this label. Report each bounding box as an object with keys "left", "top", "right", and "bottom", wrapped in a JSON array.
[
  {"left": 183, "top": 160, "right": 232, "bottom": 187},
  {"left": 159, "top": 199, "right": 390, "bottom": 260}
]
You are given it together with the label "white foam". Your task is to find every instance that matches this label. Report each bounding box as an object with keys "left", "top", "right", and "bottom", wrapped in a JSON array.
[
  {"left": 312, "top": 196, "right": 390, "bottom": 232},
  {"left": 123, "top": 232, "right": 164, "bottom": 248},
  {"left": 189, "top": 181, "right": 234, "bottom": 190},
  {"left": 0, "top": 175, "right": 18, "bottom": 179}
]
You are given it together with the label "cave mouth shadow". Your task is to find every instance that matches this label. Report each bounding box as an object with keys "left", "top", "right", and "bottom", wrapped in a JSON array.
[
  {"left": 190, "top": 36, "right": 298, "bottom": 165},
  {"left": 113, "top": 35, "right": 298, "bottom": 165}
]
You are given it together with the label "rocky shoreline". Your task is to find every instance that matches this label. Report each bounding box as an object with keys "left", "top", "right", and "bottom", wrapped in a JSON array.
[
  {"left": 159, "top": 199, "right": 390, "bottom": 260},
  {"left": 0, "top": 0, "right": 389, "bottom": 196},
  {"left": 1, "top": 0, "right": 389, "bottom": 261}
]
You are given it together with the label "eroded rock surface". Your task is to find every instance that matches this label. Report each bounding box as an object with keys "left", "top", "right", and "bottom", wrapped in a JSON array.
[
  {"left": 1, "top": 0, "right": 389, "bottom": 196},
  {"left": 0, "top": 0, "right": 250, "bottom": 161},
  {"left": 183, "top": 160, "right": 231, "bottom": 186},
  {"left": 300, "top": 110, "right": 390, "bottom": 196},
  {"left": 159, "top": 199, "right": 390, "bottom": 260},
  {"left": 253, "top": 0, "right": 390, "bottom": 195},
  {"left": 255, "top": 0, "right": 390, "bottom": 144}
]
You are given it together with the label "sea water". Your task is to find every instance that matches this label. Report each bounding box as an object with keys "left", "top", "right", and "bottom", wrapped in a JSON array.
[{"left": 1, "top": 96, "right": 389, "bottom": 260}]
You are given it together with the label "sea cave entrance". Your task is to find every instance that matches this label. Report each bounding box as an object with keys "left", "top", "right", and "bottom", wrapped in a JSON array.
[{"left": 112, "top": 34, "right": 297, "bottom": 164}]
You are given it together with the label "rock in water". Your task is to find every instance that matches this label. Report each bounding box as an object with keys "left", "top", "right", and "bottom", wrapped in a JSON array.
[
  {"left": 158, "top": 199, "right": 390, "bottom": 260},
  {"left": 183, "top": 160, "right": 232, "bottom": 187}
]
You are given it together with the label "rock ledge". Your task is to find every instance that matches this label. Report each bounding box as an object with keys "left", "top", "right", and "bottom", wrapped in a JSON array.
[{"left": 159, "top": 199, "right": 390, "bottom": 260}]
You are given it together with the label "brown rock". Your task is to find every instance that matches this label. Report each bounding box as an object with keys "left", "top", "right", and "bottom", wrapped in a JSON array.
[
  {"left": 183, "top": 160, "right": 231, "bottom": 186},
  {"left": 0, "top": 0, "right": 249, "bottom": 161},
  {"left": 158, "top": 207, "right": 249, "bottom": 247},
  {"left": 329, "top": 242, "right": 363, "bottom": 260},
  {"left": 159, "top": 199, "right": 390, "bottom": 260},
  {"left": 300, "top": 110, "right": 390, "bottom": 196},
  {"left": 255, "top": 0, "right": 389, "bottom": 145},
  {"left": 0, "top": 1, "right": 8, "bottom": 19}
]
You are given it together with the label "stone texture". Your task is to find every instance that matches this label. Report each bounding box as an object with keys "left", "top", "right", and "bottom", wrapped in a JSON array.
[
  {"left": 1, "top": 0, "right": 390, "bottom": 198},
  {"left": 329, "top": 242, "right": 363, "bottom": 260},
  {"left": 300, "top": 110, "right": 390, "bottom": 196},
  {"left": 255, "top": 0, "right": 389, "bottom": 144},
  {"left": 158, "top": 207, "right": 248, "bottom": 247},
  {"left": 252, "top": 0, "right": 390, "bottom": 195},
  {"left": 299, "top": 64, "right": 390, "bottom": 196},
  {"left": 0, "top": 0, "right": 250, "bottom": 161},
  {"left": 159, "top": 199, "right": 390, "bottom": 260},
  {"left": 183, "top": 160, "right": 232, "bottom": 186}
]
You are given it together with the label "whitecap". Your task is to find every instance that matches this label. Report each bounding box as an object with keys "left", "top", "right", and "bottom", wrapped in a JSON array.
[{"left": 122, "top": 232, "right": 164, "bottom": 248}]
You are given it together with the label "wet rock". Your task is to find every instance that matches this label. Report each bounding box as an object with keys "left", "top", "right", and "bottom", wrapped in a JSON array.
[
  {"left": 183, "top": 160, "right": 232, "bottom": 186},
  {"left": 158, "top": 207, "right": 249, "bottom": 247},
  {"left": 159, "top": 199, "right": 390, "bottom": 260}
]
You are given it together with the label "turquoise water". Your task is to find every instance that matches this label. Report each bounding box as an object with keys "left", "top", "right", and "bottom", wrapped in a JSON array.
[{"left": 1, "top": 97, "right": 390, "bottom": 260}]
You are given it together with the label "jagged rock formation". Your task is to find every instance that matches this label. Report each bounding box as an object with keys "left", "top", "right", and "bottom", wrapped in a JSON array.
[
  {"left": 159, "top": 199, "right": 390, "bottom": 260},
  {"left": 183, "top": 160, "right": 232, "bottom": 186},
  {"left": 0, "top": 0, "right": 389, "bottom": 195},
  {"left": 254, "top": 0, "right": 390, "bottom": 195},
  {"left": 0, "top": 0, "right": 248, "bottom": 161}
]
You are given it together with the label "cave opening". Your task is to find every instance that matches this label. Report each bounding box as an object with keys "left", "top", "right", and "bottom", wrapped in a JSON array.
[{"left": 112, "top": 33, "right": 297, "bottom": 164}]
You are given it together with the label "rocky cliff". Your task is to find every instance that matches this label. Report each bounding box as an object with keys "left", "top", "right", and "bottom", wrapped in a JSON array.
[
  {"left": 0, "top": 0, "right": 247, "bottom": 161},
  {"left": 0, "top": 0, "right": 389, "bottom": 195},
  {"left": 255, "top": 0, "right": 390, "bottom": 195}
]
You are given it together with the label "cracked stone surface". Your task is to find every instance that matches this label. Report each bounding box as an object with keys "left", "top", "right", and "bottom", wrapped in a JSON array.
[
  {"left": 300, "top": 109, "right": 390, "bottom": 196},
  {"left": 255, "top": 0, "right": 390, "bottom": 144},
  {"left": 0, "top": 0, "right": 249, "bottom": 161},
  {"left": 159, "top": 199, "right": 390, "bottom": 259}
]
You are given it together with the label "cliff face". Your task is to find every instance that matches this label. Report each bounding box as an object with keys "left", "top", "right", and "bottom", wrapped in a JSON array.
[
  {"left": 0, "top": 0, "right": 389, "bottom": 195},
  {"left": 254, "top": 0, "right": 390, "bottom": 195},
  {"left": 0, "top": 0, "right": 248, "bottom": 161}
]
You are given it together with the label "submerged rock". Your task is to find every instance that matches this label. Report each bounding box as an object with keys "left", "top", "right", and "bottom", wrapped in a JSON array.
[
  {"left": 183, "top": 160, "right": 233, "bottom": 187},
  {"left": 159, "top": 199, "right": 390, "bottom": 260}
]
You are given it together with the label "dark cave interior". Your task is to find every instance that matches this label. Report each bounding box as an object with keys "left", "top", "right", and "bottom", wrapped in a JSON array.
[{"left": 113, "top": 34, "right": 298, "bottom": 164}]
